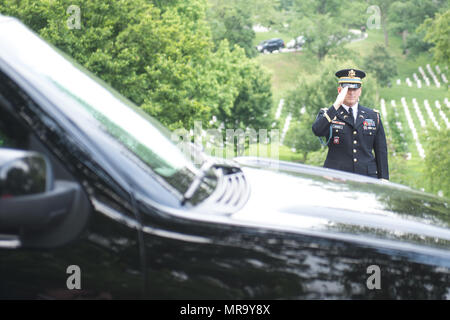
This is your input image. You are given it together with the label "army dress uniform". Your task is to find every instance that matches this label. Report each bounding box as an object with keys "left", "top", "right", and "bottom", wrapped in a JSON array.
[{"left": 312, "top": 69, "right": 389, "bottom": 179}]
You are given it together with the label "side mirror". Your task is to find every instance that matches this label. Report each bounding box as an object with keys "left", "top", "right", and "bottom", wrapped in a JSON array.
[
  {"left": 0, "top": 149, "right": 52, "bottom": 198},
  {"left": 0, "top": 148, "right": 89, "bottom": 248}
]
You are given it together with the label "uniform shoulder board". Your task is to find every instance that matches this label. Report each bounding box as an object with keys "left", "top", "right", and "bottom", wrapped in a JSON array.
[{"left": 373, "top": 109, "right": 380, "bottom": 124}]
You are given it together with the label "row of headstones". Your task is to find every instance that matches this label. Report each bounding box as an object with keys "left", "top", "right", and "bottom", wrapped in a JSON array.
[
  {"left": 400, "top": 97, "right": 426, "bottom": 159},
  {"left": 381, "top": 97, "right": 450, "bottom": 159},
  {"left": 382, "top": 98, "right": 449, "bottom": 131},
  {"left": 380, "top": 99, "right": 410, "bottom": 159},
  {"left": 397, "top": 65, "right": 448, "bottom": 88},
  {"left": 274, "top": 99, "right": 293, "bottom": 146}
]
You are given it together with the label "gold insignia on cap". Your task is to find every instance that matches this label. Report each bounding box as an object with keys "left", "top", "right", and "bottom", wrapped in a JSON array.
[{"left": 348, "top": 69, "right": 356, "bottom": 78}]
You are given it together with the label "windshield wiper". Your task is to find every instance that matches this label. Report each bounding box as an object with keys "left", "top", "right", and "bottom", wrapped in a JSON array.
[
  {"left": 181, "top": 160, "right": 217, "bottom": 205},
  {"left": 181, "top": 158, "right": 241, "bottom": 205}
]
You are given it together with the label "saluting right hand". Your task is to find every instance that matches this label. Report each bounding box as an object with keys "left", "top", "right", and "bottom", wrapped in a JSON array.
[{"left": 333, "top": 86, "right": 348, "bottom": 110}]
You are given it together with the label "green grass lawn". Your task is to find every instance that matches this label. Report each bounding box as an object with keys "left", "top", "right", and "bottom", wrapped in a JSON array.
[
  {"left": 381, "top": 84, "right": 448, "bottom": 103},
  {"left": 256, "top": 51, "right": 319, "bottom": 102}
]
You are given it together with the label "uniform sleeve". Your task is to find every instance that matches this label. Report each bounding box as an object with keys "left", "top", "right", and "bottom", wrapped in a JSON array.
[
  {"left": 312, "top": 106, "right": 338, "bottom": 137},
  {"left": 374, "top": 117, "right": 389, "bottom": 180}
]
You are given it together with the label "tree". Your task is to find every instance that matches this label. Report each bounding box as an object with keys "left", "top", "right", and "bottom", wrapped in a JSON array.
[
  {"left": 419, "top": 9, "right": 450, "bottom": 68},
  {"left": 298, "top": 14, "right": 351, "bottom": 61},
  {"left": 363, "top": 44, "right": 397, "bottom": 99},
  {"left": 0, "top": 0, "right": 273, "bottom": 131},
  {"left": 286, "top": 0, "right": 354, "bottom": 61},
  {"left": 207, "top": 1, "right": 257, "bottom": 58},
  {"left": 227, "top": 57, "right": 273, "bottom": 130},
  {"left": 389, "top": 0, "right": 447, "bottom": 54},
  {"left": 424, "top": 128, "right": 450, "bottom": 198},
  {"left": 206, "top": 0, "right": 285, "bottom": 58},
  {"left": 284, "top": 120, "right": 321, "bottom": 162},
  {"left": 205, "top": 41, "right": 273, "bottom": 131},
  {"left": 370, "top": 0, "right": 395, "bottom": 47}
]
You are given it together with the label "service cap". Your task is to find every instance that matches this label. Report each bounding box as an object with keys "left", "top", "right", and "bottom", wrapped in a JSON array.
[{"left": 335, "top": 69, "right": 366, "bottom": 88}]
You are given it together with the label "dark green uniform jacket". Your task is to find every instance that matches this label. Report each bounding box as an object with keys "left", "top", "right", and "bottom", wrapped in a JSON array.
[{"left": 312, "top": 104, "right": 389, "bottom": 179}]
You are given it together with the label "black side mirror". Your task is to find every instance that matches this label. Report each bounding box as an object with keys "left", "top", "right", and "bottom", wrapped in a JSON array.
[
  {"left": 0, "top": 148, "right": 90, "bottom": 248},
  {"left": 0, "top": 149, "right": 52, "bottom": 198}
]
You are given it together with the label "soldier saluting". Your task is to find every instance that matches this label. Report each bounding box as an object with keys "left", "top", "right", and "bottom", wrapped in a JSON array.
[{"left": 312, "top": 69, "right": 389, "bottom": 180}]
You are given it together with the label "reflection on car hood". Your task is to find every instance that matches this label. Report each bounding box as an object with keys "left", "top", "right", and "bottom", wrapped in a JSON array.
[{"left": 232, "top": 157, "right": 450, "bottom": 251}]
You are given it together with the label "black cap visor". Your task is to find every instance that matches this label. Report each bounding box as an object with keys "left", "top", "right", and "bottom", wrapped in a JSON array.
[{"left": 340, "top": 83, "right": 361, "bottom": 89}]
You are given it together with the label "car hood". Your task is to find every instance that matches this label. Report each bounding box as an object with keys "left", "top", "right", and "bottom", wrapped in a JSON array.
[{"left": 231, "top": 157, "right": 450, "bottom": 251}]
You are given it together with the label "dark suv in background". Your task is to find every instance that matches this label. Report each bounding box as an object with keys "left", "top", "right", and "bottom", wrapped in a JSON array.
[{"left": 256, "top": 38, "right": 285, "bottom": 53}]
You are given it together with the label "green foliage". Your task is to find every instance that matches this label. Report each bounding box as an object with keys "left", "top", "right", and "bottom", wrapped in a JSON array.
[
  {"left": 284, "top": 120, "right": 320, "bottom": 162},
  {"left": 207, "top": 0, "right": 257, "bottom": 58},
  {"left": 389, "top": 0, "right": 446, "bottom": 34},
  {"left": 244, "top": 0, "right": 282, "bottom": 29},
  {"left": 404, "top": 30, "right": 433, "bottom": 57},
  {"left": 286, "top": 0, "right": 357, "bottom": 60},
  {"left": 227, "top": 57, "right": 273, "bottom": 130},
  {"left": 389, "top": 0, "right": 447, "bottom": 55},
  {"left": 340, "top": 1, "right": 370, "bottom": 29},
  {"left": 424, "top": 128, "right": 450, "bottom": 198},
  {"left": 278, "top": 0, "right": 294, "bottom": 11},
  {"left": 0, "top": 0, "right": 273, "bottom": 131},
  {"left": 304, "top": 147, "right": 327, "bottom": 167},
  {"left": 419, "top": 9, "right": 450, "bottom": 68},
  {"left": 363, "top": 44, "right": 398, "bottom": 88}
]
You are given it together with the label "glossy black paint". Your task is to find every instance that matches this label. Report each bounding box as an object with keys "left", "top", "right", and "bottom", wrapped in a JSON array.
[{"left": 0, "top": 17, "right": 449, "bottom": 299}]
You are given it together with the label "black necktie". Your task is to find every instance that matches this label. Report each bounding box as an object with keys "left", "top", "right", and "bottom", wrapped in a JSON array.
[{"left": 348, "top": 107, "right": 354, "bottom": 124}]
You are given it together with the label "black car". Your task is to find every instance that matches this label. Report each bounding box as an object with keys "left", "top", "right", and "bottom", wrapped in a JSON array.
[
  {"left": 256, "top": 38, "right": 285, "bottom": 53},
  {"left": 0, "top": 16, "right": 449, "bottom": 300}
]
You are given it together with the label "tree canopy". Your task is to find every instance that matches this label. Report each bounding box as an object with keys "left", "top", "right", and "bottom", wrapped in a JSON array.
[
  {"left": 419, "top": 8, "right": 450, "bottom": 68},
  {"left": 0, "top": 0, "right": 273, "bottom": 131}
]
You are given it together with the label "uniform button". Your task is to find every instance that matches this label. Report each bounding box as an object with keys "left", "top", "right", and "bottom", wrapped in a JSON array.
[
  {"left": 353, "top": 131, "right": 357, "bottom": 135},
  {"left": 354, "top": 158, "right": 357, "bottom": 162},
  {"left": 370, "top": 132, "right": 372, "bottom": 135},
  {"left": 354, "top": 140, "right": 357, "bottom": 144},
  {"left": 353, "top": 149, "right": 357, "bottom": 153},
  {"left": 336, "top": 130, "right": 338, "bottom": 133}
]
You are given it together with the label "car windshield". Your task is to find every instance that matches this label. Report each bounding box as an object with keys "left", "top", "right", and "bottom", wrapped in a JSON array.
[{"left": 0, "top": 19, "right": 216, "bottom": 201}]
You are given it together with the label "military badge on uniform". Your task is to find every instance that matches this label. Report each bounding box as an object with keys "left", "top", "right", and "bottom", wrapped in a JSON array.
[
  {"left": 333, "top": 136, "right": 340, "bottom": 144},
  {"left": 331, "top": 120, "right": 345, "bottom": 131},
  {"left": 363, "top": 118, "right": 376, "bottom": 130}
]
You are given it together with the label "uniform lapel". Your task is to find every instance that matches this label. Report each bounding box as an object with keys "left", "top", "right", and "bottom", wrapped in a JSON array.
[
  {"left": 355, "top": 104, "right": 366, "bottom": 131},
  {"left": 336, "top": 105, "right": 354, "bottom": 127}
]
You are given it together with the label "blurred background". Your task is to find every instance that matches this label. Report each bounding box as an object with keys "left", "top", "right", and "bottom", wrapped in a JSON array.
[{"left": 0, "top": 0, "right": 448, "bottom": 197}]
